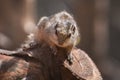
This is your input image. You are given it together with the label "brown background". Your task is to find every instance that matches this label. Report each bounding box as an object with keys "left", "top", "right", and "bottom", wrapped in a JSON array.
[{"left": 0, "top": 0, "right": 120, "bottom": 80}]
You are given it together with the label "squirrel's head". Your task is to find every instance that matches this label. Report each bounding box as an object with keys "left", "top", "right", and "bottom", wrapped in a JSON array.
[{"left": 36, "top": 11, "right": 80, "bottom": 48}]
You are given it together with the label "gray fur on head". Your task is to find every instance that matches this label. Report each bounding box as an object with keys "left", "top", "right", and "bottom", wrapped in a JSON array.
[
  {"left": 34, "top": 11, "right": 80, "bottom": 48},
  {"left": 45, "top": 11, "right": 80, "bottom": 47}
]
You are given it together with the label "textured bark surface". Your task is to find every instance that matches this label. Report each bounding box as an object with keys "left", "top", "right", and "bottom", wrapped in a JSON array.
[
  {"left": 64, "top": 48, "right": 102, "bottom": 80},
  {"left": 0, "top": 42, "right": 102, "bottom": 80},
  {"left": 0, "top": 55, "right": 28, "bottom": 80}
]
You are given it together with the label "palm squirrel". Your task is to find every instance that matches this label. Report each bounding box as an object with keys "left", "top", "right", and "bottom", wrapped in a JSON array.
[{"left": 0, "top": 11, "right": 80, "bottom": 57}]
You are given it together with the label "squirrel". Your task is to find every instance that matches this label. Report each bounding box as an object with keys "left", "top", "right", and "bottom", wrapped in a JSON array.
[
  {"left": 0, "top": 11, "right": 80, "bottom": 59},
  {"left": 0, "top": 11, "right": 103, "bottom": 80}
]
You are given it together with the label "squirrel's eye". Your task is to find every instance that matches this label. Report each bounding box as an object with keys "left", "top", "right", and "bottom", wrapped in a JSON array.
[
  {"left": 55, "top": 24, "right": 58, "bottom": 35},
  {"left": 71, "top": 25, "right": 76, "bottom": 34},
  {"left": 55, "top": 23, "right": 58, "bottom": 29}
]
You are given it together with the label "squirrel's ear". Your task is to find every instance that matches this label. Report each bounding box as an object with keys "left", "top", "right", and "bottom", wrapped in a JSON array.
[{"left": 37, "top": 16, "right": 48, "bottom": 29}]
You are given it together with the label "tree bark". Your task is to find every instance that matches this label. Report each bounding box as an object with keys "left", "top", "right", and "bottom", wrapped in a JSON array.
[{"left": 0, "top": 42, "right": 102, "bottom": 80}]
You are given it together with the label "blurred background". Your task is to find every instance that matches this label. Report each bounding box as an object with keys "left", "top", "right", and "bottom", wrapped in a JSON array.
[{"left": 0, "top": 0, "right": 120, "bottom": 80}]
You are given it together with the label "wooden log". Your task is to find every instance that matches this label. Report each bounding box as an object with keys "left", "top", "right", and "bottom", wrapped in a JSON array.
[{"left": 0, "top": 43, "right": 102, "bottom": 80}]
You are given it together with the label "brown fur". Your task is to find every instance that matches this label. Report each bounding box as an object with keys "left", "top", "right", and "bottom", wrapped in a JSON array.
[{"left": 0, "top": 55, "right": 28, "bottom": 80}]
